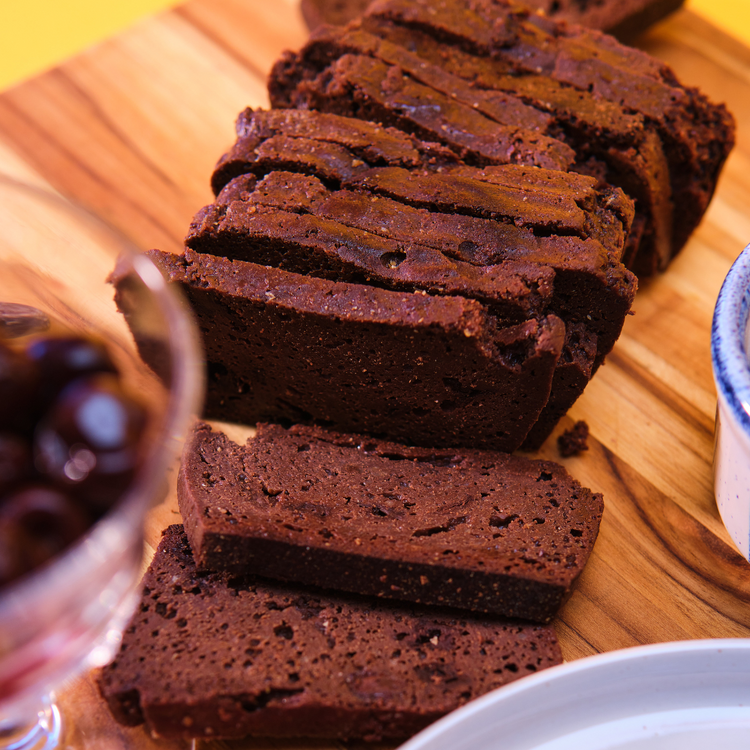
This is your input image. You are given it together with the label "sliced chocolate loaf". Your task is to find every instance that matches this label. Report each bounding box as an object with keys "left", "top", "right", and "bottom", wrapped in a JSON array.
[
  {"left": 300, "top": 0, "right": 685, "bottom": 42},
  {"left": 98, "top": 525, "right": 562, "bottom": 741},
  {"left": 194, "top": 109, "right": 636, "bottom": 447},
  {"left": 179, "top": 421, "right": 604, "bottom": 622},
  {"left": 269, "top": 1, "right": 734, "bottom": 275},
  {"left": 123, "top": 249, "right": 566, "bottom": 451}
]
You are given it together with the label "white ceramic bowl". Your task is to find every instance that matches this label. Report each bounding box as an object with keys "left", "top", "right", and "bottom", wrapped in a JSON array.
[
  {"left": 711, "top": 244, "right": 750, "bottom": 559},
  {"left": 397, "top": 639, "right": 750, "bottom": 750}
]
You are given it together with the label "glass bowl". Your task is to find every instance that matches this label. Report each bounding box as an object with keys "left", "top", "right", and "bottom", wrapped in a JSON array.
[{"left": 0, "top": 175, "right": 203, "bottom": 749}]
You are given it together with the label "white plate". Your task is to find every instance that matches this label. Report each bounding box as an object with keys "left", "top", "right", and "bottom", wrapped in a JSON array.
[{"left": 398, "top": 640, "right": 750, "bottom": 750}]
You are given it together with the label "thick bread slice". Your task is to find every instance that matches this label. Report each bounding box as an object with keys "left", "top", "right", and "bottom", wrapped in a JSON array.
[
  {"left": 119, "top": 249, "right": 565, "bottom": 452},
  {"left": 178, "top": 421, "right": 604, "bottom": 622},
  {"left": 211, "top": 107, "right": 461, "bottom": 195},
  {"left": 98, "top": 524, "right": 562, "bottom": 741}
]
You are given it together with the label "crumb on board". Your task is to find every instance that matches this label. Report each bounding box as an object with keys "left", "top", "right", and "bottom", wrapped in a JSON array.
[{"left": 557, "top": 421, "right": 589, "bottom": 457}]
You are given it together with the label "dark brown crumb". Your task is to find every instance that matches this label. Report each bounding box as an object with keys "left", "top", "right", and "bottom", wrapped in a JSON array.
[{"left": 558, "top": 421, "right": 590, "bottom": 457}]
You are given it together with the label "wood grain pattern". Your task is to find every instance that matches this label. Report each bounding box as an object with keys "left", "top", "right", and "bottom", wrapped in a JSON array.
[{"left": 1, "top": 2, "right": 750, "bottom": 748}]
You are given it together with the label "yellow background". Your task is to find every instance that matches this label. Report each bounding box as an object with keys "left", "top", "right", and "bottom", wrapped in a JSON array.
[{"left": 0, "top": 0, "right": 747, "bottom": 92}]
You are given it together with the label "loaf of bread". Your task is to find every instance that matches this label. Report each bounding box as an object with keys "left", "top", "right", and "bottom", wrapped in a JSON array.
[
  {"left": 179, "top": 421, "right": 604, "bottom": 622},
  {"left": 98, "top": 524, "right": 563, "bottom": 741},
  {"left": 270, "top": 0, "right": 734, "bottom": 277},
  {"left": 137, "top": 0, "right": 733, "bottom": 451}
]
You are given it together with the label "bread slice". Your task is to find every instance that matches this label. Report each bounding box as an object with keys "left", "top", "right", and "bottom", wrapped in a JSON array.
[
  {"left": 210, "top": 106, "right": 462, "bottom": 195},
  {"left": 178, "top": 421, "right": 604, "bottom": 622},
  {"left": 189, "top": 173, "right": 560, "bottom": 325},
  {"left": 98, "top": 524, "right": 563, "bottom": 741},
  {"left": 123, "top": 249, "right": 565, "bottom": 452}
]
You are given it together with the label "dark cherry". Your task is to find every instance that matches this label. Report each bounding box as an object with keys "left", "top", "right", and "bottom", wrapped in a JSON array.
[
  {"left": 0, "top": 484, "right": 91, "bottom": 584},
  {"left": 33, "top": 373, "right": 148, "bottom": 513},
  {"left": 0, "top": 332, "right": 150, "bottom": 588},
  {"left": 0, "top": 340, "right": 39, "bottom": 432},
  {"left": 0, "top": 433, "right": 33, "bottom": 495},
  {"left": 26, "top": 335, "right": 117, "bottom": 408}
]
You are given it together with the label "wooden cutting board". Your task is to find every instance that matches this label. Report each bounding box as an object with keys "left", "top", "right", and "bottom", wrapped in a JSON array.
[{"left": 2, "top": 2, "right": 750, "bottom": 748}]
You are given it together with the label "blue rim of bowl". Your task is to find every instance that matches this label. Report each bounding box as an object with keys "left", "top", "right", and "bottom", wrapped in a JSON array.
[{"left": 712, "top": 244, "right": 750, "bottom": 440}]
